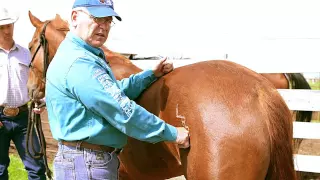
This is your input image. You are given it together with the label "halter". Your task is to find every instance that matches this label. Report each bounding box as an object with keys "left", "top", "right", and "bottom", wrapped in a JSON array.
[{"left": 29, "top": 20, "right": 51, "bottom": 83}]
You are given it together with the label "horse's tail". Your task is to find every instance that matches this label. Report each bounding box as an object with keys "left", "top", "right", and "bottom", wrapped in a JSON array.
[
  {"left": 287, "top": 73, "right": 313, "bottom": 123},
  {"left": 263, "top": 90, "right": 297, "bottom": 180}
]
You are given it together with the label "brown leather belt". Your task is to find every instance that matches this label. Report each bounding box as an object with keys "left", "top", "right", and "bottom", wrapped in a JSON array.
[
  {"left": 0, "top": 104, "right": 28, "bottom": 117},
  {"left": 60, "top": 140, "right": 121, "bottom": 154}
]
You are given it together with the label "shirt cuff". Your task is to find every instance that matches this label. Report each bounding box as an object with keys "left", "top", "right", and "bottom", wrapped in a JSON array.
[
  {"left": 141, "top": 69, "right": 157, "bottom": 81},
  {"left": 163, "top": 124, "right": 178, "bottom": 142}
]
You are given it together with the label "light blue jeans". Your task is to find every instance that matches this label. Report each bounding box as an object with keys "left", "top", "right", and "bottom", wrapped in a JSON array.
[{"left": 53, "top": 142, "right": 120, "bottom": 180}]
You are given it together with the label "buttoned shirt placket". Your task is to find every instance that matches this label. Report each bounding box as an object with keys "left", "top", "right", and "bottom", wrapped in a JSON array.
[{"left": 7, "top": 55, "right": 17, "bottom": 107}]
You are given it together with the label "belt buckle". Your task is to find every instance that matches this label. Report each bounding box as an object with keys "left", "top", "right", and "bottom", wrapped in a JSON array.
[{"left": 3, "top": 107, "right": 19, "bottom": 117}]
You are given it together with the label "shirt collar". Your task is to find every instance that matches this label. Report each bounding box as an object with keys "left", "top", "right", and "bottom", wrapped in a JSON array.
[
  {"left": 0, "top": 41, "right": 19, "bottom": 53},
  {"left": 66, "top": 32, "right": 105, "bottom": 59}
]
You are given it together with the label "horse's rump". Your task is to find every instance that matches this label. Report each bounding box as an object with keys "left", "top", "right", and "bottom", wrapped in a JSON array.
[
  {"left": 119, "top": 60, "right": 295, "bottom": 179},
  {"left": 154, "top": 60, "right": 295, "bottom": 179}
]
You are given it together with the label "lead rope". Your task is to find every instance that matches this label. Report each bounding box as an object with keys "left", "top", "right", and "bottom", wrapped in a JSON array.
[{"left": 26, "top": 98, "right": 52, "bottom": 179}]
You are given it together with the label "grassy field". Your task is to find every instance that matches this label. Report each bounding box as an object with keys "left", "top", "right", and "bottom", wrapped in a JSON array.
[
  {"left": 308, "top": 80, "right": 320, "bottom": 90},
  {"left": 8, "top": 155, "right": 29, "bottom": 180},
  {"left": 7, "top": 154, "right": 53, "bottom": 180}
]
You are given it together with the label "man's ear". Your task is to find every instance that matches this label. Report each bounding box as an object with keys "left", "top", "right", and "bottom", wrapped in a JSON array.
[{"left": 70, "top": 11, "right": 78, "bottom": 27}]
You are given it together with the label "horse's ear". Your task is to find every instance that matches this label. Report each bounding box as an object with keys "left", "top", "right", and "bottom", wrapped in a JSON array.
[
  {"left": 28, "top": 11, "right": 43, "bottom": 28},
  {"left": 55, "top": 14, "right": 62, "bottom": 20}
]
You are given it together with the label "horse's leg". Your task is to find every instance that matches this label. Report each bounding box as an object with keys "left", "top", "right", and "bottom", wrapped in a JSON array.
[
  {"left": 179, "top": 149, "right": 189, "bottom": 178},
  {"left": 118, "top": 162, "right": 132, "bottom": 180}
]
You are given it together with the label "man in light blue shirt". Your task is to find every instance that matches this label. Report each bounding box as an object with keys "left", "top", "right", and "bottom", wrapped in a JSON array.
[{"left": 46, "top": 0, "right": 190, "bottom": 179}]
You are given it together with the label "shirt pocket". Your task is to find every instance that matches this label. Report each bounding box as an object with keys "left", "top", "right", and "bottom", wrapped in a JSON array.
[
  {"left": 15, "top": 61, "right": 30, "bottom": 81},
  {"left": 0, "top": 62, "right": 7, "bottom": 80}
]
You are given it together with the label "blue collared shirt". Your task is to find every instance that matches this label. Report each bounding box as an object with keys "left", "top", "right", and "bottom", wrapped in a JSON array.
[{"left": 45, "top": 32, "right": 177, "bottom": 148}]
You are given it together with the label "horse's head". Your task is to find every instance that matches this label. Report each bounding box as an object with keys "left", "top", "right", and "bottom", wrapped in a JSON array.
[{"left": 27, "top": 11, "right": 69, "bottom": 100}]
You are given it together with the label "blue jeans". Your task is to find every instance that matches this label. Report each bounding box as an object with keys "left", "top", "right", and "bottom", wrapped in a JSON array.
[
  {"left": 54, "top": 142, "right": 120, "bottom": 180},
  {"left": 0, "top": 110, "right": 46, "bottom": 180}
]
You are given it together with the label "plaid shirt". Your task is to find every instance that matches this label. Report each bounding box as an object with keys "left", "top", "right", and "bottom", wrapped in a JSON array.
[{"left": 0, "top": 43, "right": 30, "bottom": 107}]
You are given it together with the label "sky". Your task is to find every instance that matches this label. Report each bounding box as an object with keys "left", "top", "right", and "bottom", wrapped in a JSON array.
[{"left": 1, "top": 0, "right": 320, "bottom": 73}]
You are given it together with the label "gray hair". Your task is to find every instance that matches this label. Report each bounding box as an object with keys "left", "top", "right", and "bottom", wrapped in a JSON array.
[
  {"left": 70, "top": 7, "right": 89, "bottom": 30},
  {"left": 72, "top": 7, "right": 89, "bottom": 13}
]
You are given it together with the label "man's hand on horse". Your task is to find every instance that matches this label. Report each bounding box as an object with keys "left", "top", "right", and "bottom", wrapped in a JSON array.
[
  {"left": 152, "top": 57, "right": 174, "bottom": 78},
  {"left": 175, "top": 127, "right": 190, "bottom": 149}
]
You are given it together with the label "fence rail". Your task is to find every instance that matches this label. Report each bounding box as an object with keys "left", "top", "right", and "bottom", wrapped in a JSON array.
[
  {"left": 281, "top": 89, "right": 320, "bottom": 173},
  {"left": 278, "top": 89, "right": 320, "bottom": 111}
]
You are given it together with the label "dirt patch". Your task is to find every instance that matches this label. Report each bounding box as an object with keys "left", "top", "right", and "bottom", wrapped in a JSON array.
[{"left": 297, "top": 139, "right": 320, "bottom": 179}]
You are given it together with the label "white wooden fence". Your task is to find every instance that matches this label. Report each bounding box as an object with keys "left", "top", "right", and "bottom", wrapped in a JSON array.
[
  {"left": 279, "top": 89, "right": 320, "bottom": 173},
  {"left": 132, "top": 59, "right": 320, "bottom": 173}
]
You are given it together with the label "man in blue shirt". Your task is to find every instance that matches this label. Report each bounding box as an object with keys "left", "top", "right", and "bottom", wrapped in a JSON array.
[{"left": 45, "top": 0, "right": 190, "bottom": 179}]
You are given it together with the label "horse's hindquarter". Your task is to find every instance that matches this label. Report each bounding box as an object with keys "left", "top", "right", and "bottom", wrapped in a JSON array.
[
  {"left": 119, "top": 60, "right": 294, "bottom": 180},
  {"left": 161, "top": 60, "right": 283, "bottom": 179}
]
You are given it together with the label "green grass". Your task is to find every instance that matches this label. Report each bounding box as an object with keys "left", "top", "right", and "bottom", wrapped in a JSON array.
[
  {"left": 8, "top": 154, "right": 52, "bottom": 180},
  {"left": 308, "top": 81, "right": 320, "bottom": 90},
  {"left": 8, "top": 154, "right": 28, "bottom": 180}
]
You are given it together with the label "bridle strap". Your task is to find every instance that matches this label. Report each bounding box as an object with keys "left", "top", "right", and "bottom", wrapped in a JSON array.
[
  {"left": 29, "top": 21, "right": 51, "bottom": 83},
  {"left": 27, "top": 20, "right": 53, "bottom": 179}
]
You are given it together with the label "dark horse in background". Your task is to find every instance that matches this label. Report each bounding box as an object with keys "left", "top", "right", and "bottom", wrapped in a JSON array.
[
  {"left": 27, "top": 12, "right": 296, "bottom": 180},
  {"left": 260, "top": 73, "right": 312, "bottom": 123}
]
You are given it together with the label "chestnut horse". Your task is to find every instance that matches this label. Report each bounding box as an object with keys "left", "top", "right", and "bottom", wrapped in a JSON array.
[{"left": 27, "top": 12, "right": 296, "bottom": 180}]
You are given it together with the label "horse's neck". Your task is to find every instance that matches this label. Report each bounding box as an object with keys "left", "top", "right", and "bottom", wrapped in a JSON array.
[
  {"left": 47, "top": 27, "right": 66, "bottom": 61},
  {"left": 100, "top": 46, "right": 143, "bottom": 79}
]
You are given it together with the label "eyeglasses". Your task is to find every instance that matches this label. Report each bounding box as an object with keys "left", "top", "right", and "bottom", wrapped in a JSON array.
[{"left": 78, "top": 10, "right": 115, "bottom": 27}]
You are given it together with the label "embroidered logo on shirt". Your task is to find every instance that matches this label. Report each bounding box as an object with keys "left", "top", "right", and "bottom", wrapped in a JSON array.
[
  {"left": 97, "top": 74, "right": 114, "bottom": 89},
  {"left": 93, "top": 69, "right": 105, "bottom": 78},
  {"left": 95, "top": 71, "right": 134, "bottom": 118}
]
